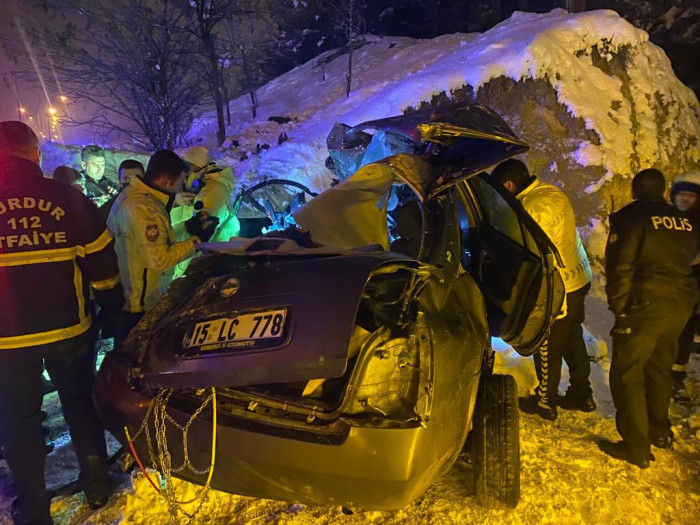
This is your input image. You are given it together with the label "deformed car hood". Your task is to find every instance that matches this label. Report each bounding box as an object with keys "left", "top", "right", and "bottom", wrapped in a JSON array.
[{"left": 137, "top": 252, "right": 412, "bottom": 389}]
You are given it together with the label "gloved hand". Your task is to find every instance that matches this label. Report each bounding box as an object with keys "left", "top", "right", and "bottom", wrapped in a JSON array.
[
  {"left": 96, "top": 308, "right": 126, "bottom": 340},
  {"left": 185, "top": 206, "right": 220, "bottom": 243},
  {"left": 175, "top": 191, "right": 196, "bottom": 206},
  {"left": 610, "top": 314, "right": 633, "bottom": 336}
]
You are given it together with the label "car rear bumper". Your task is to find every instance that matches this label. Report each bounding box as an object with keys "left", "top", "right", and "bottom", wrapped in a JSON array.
[{"left": 94, "top": 353, "right": 456, "bottom": 510}]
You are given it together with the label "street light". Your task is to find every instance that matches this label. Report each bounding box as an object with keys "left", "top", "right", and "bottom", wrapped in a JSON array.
[
  {"left": 48, "top": 107, "right": 57, "bottom": 115},
  {"left": 59, "top": 95, "right": 68, "bottom": 103},
  {"left": 19, "top": 107, "right": 26, "bottom": 114}
]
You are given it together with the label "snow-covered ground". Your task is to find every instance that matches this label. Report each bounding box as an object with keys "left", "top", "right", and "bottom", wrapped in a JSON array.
[
  {"left": 2, "top": 7, "right": 699, "bottom": 525},
  {"left": 0, "top": 349, "right": 697, "bottom": 524}
]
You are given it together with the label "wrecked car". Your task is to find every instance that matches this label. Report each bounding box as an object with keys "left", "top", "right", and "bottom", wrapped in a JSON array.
[{"left": 94, "top": 102, "right": 564, "bottom": 512}]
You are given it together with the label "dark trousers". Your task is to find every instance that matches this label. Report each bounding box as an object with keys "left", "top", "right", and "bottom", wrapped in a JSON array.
[
  {"left": 534, "top": 283, "right": 591, "bottom": 402},
  {"left": 0, "top": 333, "right": 109, "bottom": 525},
  {"left": 114, "top": 312, "right": 144, "bottom": 350},
  {"left": 610, "top": 301, "right": 693, "bottom": 458},
  {"left": 676, "top": 313, "right": 698, "bottom": 368}
]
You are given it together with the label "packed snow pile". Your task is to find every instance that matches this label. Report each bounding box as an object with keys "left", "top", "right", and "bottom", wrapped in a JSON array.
[{"left": 189, "top": 8, "right": 700, "bottom": 308}]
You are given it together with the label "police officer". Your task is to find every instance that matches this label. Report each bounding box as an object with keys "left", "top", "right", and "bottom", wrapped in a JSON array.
[
  {"left": 599, "top": 168, "right": 698, "bottom": 469},
  {"left": 98, "top": 159, "right": 145, "bottom": 222},
  {"left": 0, "top": 121, "right": 124, "bottom": 524},
  {"left": 669, "top": 170, "right": 700, "bottom": 392},
  {"left": 107, "top": 150, "right": 219, "bottom": 336},
  {"left": 492, "top": 159, "right": 594, "bottom": 421}
]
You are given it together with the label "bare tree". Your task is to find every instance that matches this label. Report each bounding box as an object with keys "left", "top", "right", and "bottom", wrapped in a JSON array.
[
  {"left": 323, "top": 0, "right": 367, "bottom": 98},
  {"left": 179, "top": 0, "right": 244, "bottom": 146},
  {"left": 219, "top": 5, "right": 283, "bottom": 120},
  {"left": 287, "top": 0, "right": 367, "bottom": 98},
  {"left": 5, "top": 0, "right": 205, "bottom": 149}
]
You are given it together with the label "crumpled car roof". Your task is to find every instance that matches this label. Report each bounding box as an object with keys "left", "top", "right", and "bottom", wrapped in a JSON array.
[{"left": 327, "top": 102, "right": 528, "bottom": 193}]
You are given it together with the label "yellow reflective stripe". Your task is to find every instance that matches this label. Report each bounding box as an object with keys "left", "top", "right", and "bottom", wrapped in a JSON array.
[
  {"left": 0, "top": 247, "right": 76, "bottom": 267},
  {"left": 81, "top": 229, "right": 113, "bottom": 256},
  {"left": 91, "top": 274, "right": 120, "bottom": 291},
  {"left": 73, "top": 260, "right": 87, "bottom": 323},
  {"left": 0, "top": 229, "right": 112, "bottom": 267},
  {"left": 0, "top": 316, "right": 92, "bottom": 350}
]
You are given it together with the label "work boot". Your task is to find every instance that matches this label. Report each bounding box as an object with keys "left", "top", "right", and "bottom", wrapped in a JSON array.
[
  {"left": 671, "top": 370, "right": 686, "bottom": 393},
  {"left": 597, "top": 440, "right": 654, "bottom": 469},
  {"left": 42, "top": 426, "right": 55, "bottom": 455},
  {"left": 651, "top": 430, "right": 674, "bottom": 449},
  {"left": 10, "top": 498, "right": 53, "bottom": 525},
  {"left": 519, "top": 395, "right": 557, "bottom": 421},
  {"left": 558, "top": 393, "right": 596, "bottom": 412},
  {"left": 85, "top": 491, "right": 109, "bottom": 511},
  {"left": 80, "top": 465, "right": 111, "bottom": 511}
]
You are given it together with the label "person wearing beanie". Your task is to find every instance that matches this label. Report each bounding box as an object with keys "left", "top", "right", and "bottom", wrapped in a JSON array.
[
  {"left": 670, "top": 170, "right": 700, "bottom": 393},
  {"left": 179, "top": 145, "right": 240, "bottom": 242},
  {"left": 599, "top": 168, "right": 699, "bottom": 468}
]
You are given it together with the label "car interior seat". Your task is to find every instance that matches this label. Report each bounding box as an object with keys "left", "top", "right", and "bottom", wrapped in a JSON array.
[{"left": 389, "top": 200, "right": 423, "bottom": 259}]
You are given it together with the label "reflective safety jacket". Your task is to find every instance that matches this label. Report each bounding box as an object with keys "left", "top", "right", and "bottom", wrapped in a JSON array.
[
  {"left": 191, "top": 164, "right": 240, "bottom": 241},
  {"left": 605, "top": 199, "right": 699, "bottom": 316},
  {"left": 107, "top": 176, "right": 198, "bottom": 313},
  {"left": 0, "top": 155, "right": 122, "bottom": 349},
  {"left": 517, "top": 178, "right": 593, "bottom": 293}
]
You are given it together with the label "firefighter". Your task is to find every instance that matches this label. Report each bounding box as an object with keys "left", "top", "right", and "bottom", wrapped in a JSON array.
[
  {"left": 492, "top": 159, "right": 594, "bottom": 421},
  {"left": 107, "top": 150, "right": 219, "bottom": 336},
  {"left": 0, "top": 121, "right": 124, "bottom": 524},
  {"left": 599, "top": 169, "right": 698, "bottom": 469},
  {"left": 180, "top": 146, "right": 240, "bottom": 241},
  {"left": 79, "top": 145, "right": 119, "bottom": 207}
]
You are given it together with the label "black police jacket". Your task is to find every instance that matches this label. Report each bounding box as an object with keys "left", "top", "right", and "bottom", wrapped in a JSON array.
[
  {"left": 605, "top": 198, "right": 699, "bottom": 316},
  {"left": 0, "top": 155, "right": 123, "bottom": 349}
]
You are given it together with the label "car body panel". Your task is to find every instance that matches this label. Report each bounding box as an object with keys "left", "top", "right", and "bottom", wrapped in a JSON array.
[
  {"left": 138, "top": 253, "right": 413, "bottom": 389},
  {"left": 96, "top": 267, "right": 487, "bottom": 510}
]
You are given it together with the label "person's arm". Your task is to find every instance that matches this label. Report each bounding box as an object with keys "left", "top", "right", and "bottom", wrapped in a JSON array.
[
  {"left": 605, "top": 212, "right": 643, "bottom": 316},
  {"left": 129, "top": 207, "right": 198, "bottom": 272},
  {"left": 74, "top": 195, "right": 124, "bottom": 311}
]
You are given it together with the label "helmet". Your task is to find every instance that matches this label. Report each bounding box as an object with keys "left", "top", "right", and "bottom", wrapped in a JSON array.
[
  {"left": 180, "top": 146, "right": 210, "bottom": 170},
  {"left": 671, "top": 169, "right": 700, "bottom": 196}
]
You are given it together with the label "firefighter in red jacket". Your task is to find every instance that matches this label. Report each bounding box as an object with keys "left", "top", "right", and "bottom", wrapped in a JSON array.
[{"left": 0, "top": 121, "right": 123, "bottom": 524}]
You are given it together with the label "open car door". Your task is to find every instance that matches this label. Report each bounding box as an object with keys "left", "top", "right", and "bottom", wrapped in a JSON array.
[{"left": 458, "top": 174, "right": 565, "bottom": 356}]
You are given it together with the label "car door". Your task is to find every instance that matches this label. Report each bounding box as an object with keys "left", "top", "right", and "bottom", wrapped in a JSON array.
[{"left": 457, "top": 174, "right": 564, "bottom": 356}]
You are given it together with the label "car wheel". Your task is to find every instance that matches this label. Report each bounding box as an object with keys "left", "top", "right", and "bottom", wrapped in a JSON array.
[{"left": 471, "top": 373, "right": 519, "bottom": 508}]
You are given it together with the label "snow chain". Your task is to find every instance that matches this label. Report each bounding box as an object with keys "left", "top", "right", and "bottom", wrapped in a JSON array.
[{"left": 126, "top": 387, "right": 217, "bottom": 525}]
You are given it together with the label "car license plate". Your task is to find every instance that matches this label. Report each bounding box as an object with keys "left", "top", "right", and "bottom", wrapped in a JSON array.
[{"left": 182, "top": 308, "right": 287, "bottom": 353}]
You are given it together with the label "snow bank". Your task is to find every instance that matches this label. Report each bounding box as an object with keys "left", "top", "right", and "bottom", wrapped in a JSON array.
[
  {"left": 191, "top": 8, "right": 698, "bottom": 190},
  {"left": 189, "top": 9, "right": 700, "bottom": 336}
]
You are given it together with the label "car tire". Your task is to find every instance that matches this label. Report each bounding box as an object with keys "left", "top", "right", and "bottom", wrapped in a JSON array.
[{"left": 471, "top": 373, "right": 520, "bottom": 509}]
